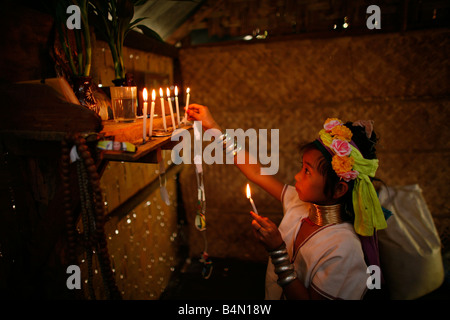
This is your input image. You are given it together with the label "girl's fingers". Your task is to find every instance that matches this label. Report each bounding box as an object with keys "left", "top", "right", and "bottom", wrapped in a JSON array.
[
  {"left": 251, "top": 220, "right": 266, "bottom": 243},
  {"left": 250, "top": 212, "right": 284, "bottom": 251},
  {"left": 251, "top": 219, "right": 262, "bottom": 231},
  {"left": 186, "top": 104, "right": 202, "bottom": 112},
  {"left": 250, "top": 211, "right": 272, "bottom": 228}
]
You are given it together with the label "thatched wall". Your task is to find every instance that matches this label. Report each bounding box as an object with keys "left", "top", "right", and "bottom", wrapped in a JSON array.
[
  {"left": 96, "top": 158, "right": 183, "bottom": 300},
  {"left": 178, "top": 29, "right": 450, "bottom": 261}
]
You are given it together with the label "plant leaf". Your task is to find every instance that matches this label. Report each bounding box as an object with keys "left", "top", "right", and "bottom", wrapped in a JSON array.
[{"left": 135, "top": 24, "right": 164, "bottom": 42}]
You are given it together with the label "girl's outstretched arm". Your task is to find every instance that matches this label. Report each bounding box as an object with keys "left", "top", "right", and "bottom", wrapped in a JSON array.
[{"left": 187, "top": 104, "right": 284, "bottom": 201}]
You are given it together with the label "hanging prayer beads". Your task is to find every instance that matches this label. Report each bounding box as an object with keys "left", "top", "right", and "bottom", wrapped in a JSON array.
[{"left": 62, "top": 133, "right": 121, "bottom": 300}]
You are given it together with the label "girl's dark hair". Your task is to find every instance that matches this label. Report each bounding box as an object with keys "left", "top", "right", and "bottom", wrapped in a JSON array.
[{"left": 301, "top": 122, "right": 379, "bottom": 220}]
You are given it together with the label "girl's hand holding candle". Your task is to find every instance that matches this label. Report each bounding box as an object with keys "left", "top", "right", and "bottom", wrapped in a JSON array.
[{"left": 246, "top": 183, "right": 259, "bottom": 215}]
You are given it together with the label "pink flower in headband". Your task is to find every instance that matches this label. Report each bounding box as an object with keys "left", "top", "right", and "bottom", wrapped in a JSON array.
[
  {"left": 338, "top": 170, "right": 359, "bottom": 182},
  {"left": 330, "top": 139, "right": 352, "bottom": 157},
  {"left": 324, "top": 118, "right": 343, "bottom": 132}
]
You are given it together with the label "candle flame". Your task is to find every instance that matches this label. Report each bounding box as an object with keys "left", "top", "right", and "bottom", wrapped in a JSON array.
[
  {"left": 166, "top": 87, "right": 170, "bottom": 97},
  {"left": 159, "top": 88, "right": 163, "bottom": 97},
  {"left": 151, "top": 89, "right": 156, "bottom": 101},
  {"left": 175, "top": 86, "right": 178, "bottom": 96},
  {"left": 143, "top": 88, "right": 148, "bottom": 101},
  {"left": 186, "top": 87, "right": 190, "bottom": 94},
  {"left": 246, "top": 183, "right": 251, "bottom": 199}
]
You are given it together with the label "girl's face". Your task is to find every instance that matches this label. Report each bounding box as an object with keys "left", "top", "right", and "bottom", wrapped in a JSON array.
[{"left": 294, "top": 148, "right": 335, "bottom": 205}]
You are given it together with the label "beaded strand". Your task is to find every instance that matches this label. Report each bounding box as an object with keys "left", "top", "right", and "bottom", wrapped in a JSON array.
[{"left": 62, "top": 133, "right": 121, "bottom": 300}]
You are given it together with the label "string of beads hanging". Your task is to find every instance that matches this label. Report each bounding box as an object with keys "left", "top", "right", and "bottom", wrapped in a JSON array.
[{"left": 61, "top": 133, "right": 121, "bottom": 300}]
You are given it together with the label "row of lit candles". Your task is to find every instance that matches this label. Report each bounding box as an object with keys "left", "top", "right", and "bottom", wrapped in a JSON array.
[
  {"left": 142, "top": 88, "right": 258, "bottom": 215},
  {"left": 142, "top": 86, "right": 258, "bottom": 214},
  {"left": 142, "top": 86, "right": 191, "bottom": 142}
]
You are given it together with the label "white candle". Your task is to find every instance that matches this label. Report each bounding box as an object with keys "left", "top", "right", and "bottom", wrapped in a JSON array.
[
  {"left": 174, "top": 86, "right": 180, "bottom": 125},
  {"left": 246, "top": 183, "right": 259, "bottom": 215},
  {"left": 167, "top": 88, "right": 176, "bottom": 131},
  {"left": 142, "top": 88, "right": 148, "bottom": 143},
  {"left": 183, "top": 87, "right": 190, "bottom": 123},
  {"left": 149, "top": 89, "right": 156, "bottom": 138},
  {"left": 159, "top": 88, "right": 167, "bottom": 131}
]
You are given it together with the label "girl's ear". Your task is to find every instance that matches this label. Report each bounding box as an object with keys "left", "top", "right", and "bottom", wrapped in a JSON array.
[{"left": 333, "top": 181, "right": 349, "bottom": 200}]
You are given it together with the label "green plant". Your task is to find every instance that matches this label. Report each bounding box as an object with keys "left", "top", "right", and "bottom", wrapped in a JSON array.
[
  {"left": 89, "top": 0, "right": 149, "bottom": 80},
  {"left": 54, "top": 0, "right": 92, "bottom": 77}
]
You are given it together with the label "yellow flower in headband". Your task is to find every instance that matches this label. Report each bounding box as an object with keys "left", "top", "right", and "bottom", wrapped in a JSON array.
[
  {"left": 331, "top": 154, "right": 354, "bottom": 174},
  {"left": 330, "top": 125, "right": 353, "bottom": 142}
]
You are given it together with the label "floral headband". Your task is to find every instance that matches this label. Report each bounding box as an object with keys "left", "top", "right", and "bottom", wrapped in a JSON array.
[{"left": 314, "top": 118, "right": 387, "bottom": 236}]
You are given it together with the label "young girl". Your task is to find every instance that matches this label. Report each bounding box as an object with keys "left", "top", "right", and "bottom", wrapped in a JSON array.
[{"left": 186, "top": 105, "right": 387, "bottom": 300}]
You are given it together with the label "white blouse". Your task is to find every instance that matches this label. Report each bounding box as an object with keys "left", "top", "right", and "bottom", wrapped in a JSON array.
[{"left": 265, "top": 185, "right": 368, "bottom": 300}]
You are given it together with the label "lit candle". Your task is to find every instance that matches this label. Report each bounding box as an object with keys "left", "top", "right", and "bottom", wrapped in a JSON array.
[
  {"left": 246, "top": 183, "right": 259, "bottom": 215},
  {"left": 142, "top": 88, "right": 148, "bottom": 143},
  {"left": 167, "top": 88, "right": 176, "bottom": 131},
  {"left": 149, "top": 89, "right": 156, "bottom": 137},
  {"left": 159, "top": 88, "right": 167, "bottom": 131},
  {"left": 174, "top": 86, "right": 180, "bottom": 125},
  {"left": 183, "top": 87, "right": 190, "bottom": 123}
]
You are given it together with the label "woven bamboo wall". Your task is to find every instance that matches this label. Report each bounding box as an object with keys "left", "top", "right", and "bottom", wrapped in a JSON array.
[
  {"left": 91, "top": 158, "right": 183, "bottom": 300},
  {"left": 178, "top": 29, "right": 450, "bottom": 261}
]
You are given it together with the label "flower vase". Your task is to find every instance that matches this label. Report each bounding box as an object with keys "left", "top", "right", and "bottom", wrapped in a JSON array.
[{"left": 110, "top": 74, "right": 137, "bottom": 123}]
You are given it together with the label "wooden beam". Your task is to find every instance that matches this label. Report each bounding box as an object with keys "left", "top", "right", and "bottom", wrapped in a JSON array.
[
  {"left": 123, "top": 30, "right": 179, "bottom": 58},
  {"left": 165, "top": 0, "right": 225, "bottom": 45}
]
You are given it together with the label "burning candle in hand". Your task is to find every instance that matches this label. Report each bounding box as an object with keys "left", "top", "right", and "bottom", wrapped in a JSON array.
[{"left": 246, "top": 183, "right": 259, "bottom": 215}]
